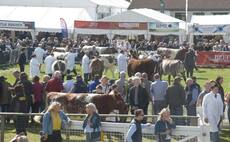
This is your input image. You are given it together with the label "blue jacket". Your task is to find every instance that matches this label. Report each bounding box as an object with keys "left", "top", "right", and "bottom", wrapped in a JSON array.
[
  {"left": 88, "top": 80, "right": 100, "bottom": 93},
  {"left": 154, "top": 119, "right": 176, "bottom": 141},
  {"left": 42, "top": 111, "right": 70, "bottom": 135}
]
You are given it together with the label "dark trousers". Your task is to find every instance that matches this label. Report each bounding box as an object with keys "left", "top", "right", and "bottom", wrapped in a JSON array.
[
  {"left": 84, "top": 73, "right": 90, "bottom": 83},
  {"left": 186, "top": 69, "right": 194, "bottom": 78},
  {"left": 210, "top": 132, "right": 219, "bottom": 142},
  {"left": 15, "top": 116, "right": 28, "bottom": 135},
  {"left": 19, "top": 64, "right": 25, "bottom": 72},
  {"left": 47, "top": 130, "right": 62, "bottom": 142},
  {"left": 169, "top": 106, "right": 185, "bottom": 125},
  {"left": 32, "top": 101, "right": 42, "bottom": 122},
  {"left": 153, "top": 100, "right": 167, "bottom": 115}
]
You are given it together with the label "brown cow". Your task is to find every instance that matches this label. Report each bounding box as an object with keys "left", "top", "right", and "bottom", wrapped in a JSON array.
[
  {"left": 47, "top": 92, "right": 128, "bottom": 115},
  {"left": 128, "top": 59, "right": 159, "bottom": 80}
]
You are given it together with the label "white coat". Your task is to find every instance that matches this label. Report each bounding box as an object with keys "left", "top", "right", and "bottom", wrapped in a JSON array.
[
  {"left": 202, "top": 92, "right": 223, "bottom": 132},
  {"left": 117, "top": 53, "right": 128, "bottom": 73},
  {"left": 65, "top": 52, "right": 77, "bottom": 71},
  {"left": 30, "top": 58, "right": 40, "bottom": 78},
  {"left": 44, "top": 55, "right": 56, "bottom": 75},
  {"left": 82, "top": 54, "right": 91, "bottom": 74},
  {"left": 34, "top": 47, "right": 46, "bottom": 64}
]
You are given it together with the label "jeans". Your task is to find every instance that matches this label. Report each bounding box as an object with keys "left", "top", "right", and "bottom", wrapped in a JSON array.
[
  {"left": 210, "top": 132, "right": 219, "bottom": 142},
  {"left": 86, "top": 132, "right": 100, "bottom": 142},
  {"left": 228, "top": 104, "right": 230, "bottom": 125},
  {"left": 153, "top": 100, "right": 167, "bottom": 115},
  {"left": 84, "top": 73, "right": 90, "bottom": 83}
]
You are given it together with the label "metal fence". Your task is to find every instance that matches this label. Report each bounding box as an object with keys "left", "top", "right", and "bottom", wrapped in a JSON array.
[{"left": 0, "top": 113, "right": 210, "bottom": 142}]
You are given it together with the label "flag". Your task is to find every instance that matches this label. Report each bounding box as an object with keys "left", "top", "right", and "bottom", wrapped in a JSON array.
[{"left": 60, "top": 18, "right": 68, "bottom": 38}]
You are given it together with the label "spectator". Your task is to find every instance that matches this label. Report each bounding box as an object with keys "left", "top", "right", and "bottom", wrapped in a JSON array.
[
  {"left": 197, "top": 81, "right": 211, "bottom": 107},
  {"left": 117, "top": 50, "right": 128, "bottom": 73},
  {"left": 18, "top": 48, "right": 26, "bottom": 72},
  {"left": 185, "top": 78, "right": 199, "bottom": 117},
  {"left": 215, "top": 76, "right": 225, "bottom": 111},
  {"left": 63, "top": 75, "right": 74, "bottom": 93},
  {"left": 126, "top": 109, "right": 151, "bottom": 142},
  {"left": 191, "top": 76, "right": 201, "bottom": 94},
  {"left": 141, "top": 73, "right": 151, "bottom": 101},
  {"left": 202, "top": 84, "right": 223, "bottom": 142},
  {"left": 45, "top": 71, "right": 63, "bottom": 93},
  {"left": 155, "top": 108, "right": 176, "bottom": 142},
  {"left": 83, "top": 103, "right": 101, "bottom": 142},
  {"left": 115, "top": 71, "right": 128, "bottom": 101},
  {"left": 129, "top": 76, "right": 149, "bottom": 123},
  {"left": 12, "top": 84, "right": 28, "bottom": 135},
  {"left": 82, "top": 52, "right": 91, "bottom": 83},
  {"left": 31, "top": 76, "right": 43, "bottom": 123},
  {"left": 97, "top": 75, "right": 110, "bottom": 94},
  {"left": 165, "top": 77, "right": 185, "bottom": 125},
  {"left": 29, "top": 54, "right": 40, "bottom": 79},
  {"left": 0, "top": 76, "right": 11, "bottom": 123},
  {"left": 42, "top": 102, "right": 71, "bottom": 142},
  {"left": 150, "top": 73, "right": 168, "bottom": 115},
  {"left": 44, "top": 53, "right": 56, "bottom": 77},
  {"left": 88, "top": 75, "right": 100, "bottom": 93},
  {"left": 71, "top": 75, "right": 88, "bottom": 93}
]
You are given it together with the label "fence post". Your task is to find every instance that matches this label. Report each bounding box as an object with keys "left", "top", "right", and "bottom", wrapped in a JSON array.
[{"left": 1, "top": 114, "right": 5, "bottom": 142}]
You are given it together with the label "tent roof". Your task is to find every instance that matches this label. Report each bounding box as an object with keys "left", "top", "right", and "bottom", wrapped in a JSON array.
[
  {"left": 0, "top": 6, "right": 93, "bottom": 32},
  {"left": 0, "top": 0, "right": 129, "bottom": 8},
  {"left": 100, "top": 8, "right": 185, "bottom": 29},
  {"left": 91, "top": 0, "right": 130, "bottom": 8},
  {"left": 191, "top": 15, "right": 230, "bottom": 25}
]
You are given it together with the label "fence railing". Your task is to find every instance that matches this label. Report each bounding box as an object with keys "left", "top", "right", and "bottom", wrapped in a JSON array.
[{"left": 0, "top": 113, "right": 210, "bottom": 142}]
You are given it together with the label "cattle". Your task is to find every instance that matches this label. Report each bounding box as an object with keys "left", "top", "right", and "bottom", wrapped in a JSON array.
[
  {"left": 52, "top": 60, "right": 66, "bottom": 75},
  {"left": 81, "top": 46, "right": 118, "bottom": 55},
  {"left": 47, "top": 92, "right": 129, "bottom": 116},
  {"left": 157, "top": 47, "right": 188, "bottom": 61},
  {"left": 90, "top": 57, "right": 104, "bottom": 78},
  {"left": 159, "top": 59, "right": 186, "bottom": 84},
  {"left": 128, "top": 59, "right": 159, "bottom": 80}
]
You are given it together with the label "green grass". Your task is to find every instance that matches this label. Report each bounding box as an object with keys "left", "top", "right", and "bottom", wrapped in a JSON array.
[{"left": 0, "top": 64, "right": 230, "bottom": 141}]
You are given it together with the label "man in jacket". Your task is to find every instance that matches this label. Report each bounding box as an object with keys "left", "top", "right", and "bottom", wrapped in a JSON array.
[
  {"left": 166, "top": 76, "right": 185, "bottom": 125},
  {"left": 129, "top": 77, "right": 149, "bottom": 123}
]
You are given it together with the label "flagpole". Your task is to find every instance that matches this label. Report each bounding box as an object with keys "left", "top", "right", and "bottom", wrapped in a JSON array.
[{"left": 185, "top": 0, "right": 188, "bottom": 40}]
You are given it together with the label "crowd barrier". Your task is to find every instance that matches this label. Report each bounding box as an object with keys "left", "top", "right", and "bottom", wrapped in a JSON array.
[
  {"left": 0, "top": 113, "right": 210, "bottom": 142},
  {"left": 197, "top": 51, "right": 230, "bottom": 67}
]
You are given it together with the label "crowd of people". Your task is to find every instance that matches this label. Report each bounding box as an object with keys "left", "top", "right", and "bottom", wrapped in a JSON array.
[{"left": 0, "top": 31, "right": 229, "bottom": 142}]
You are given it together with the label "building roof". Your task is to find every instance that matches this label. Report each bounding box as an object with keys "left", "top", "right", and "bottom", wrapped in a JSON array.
[{"left": 129, "top": 0, "right": 230, "bottom": 11}]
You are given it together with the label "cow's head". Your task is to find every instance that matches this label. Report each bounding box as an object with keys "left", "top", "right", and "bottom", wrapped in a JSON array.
[{"left": 111, "top": 91, "right": 129, "bottom": 114}]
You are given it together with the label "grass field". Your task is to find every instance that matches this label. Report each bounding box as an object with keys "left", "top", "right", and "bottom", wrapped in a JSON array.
[{"left": 0, "top": 64, "right": 230, "bottom": 141}]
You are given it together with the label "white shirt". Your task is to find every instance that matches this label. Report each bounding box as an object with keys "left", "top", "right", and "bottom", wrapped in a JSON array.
[
  {"left": 82, "top": 54, "right": 91, "bottom": 74},
  {"left": 65, "top": 52, "right": 77, "bottom": 70},
  {"left": 44, "top": 55, "right": 56, "bottom": 75},
  {"left": 29, "top": 58, "right": 40, "bottom": 78},
  {"left": 202, "top": 92, "right": 223, "bottom": 132},
  {"left": 63, "top": 80, "right": 75, "bottom": 93},
  {"left": 34, "top": 47, "right": 46, "bottom": 64},
  {"left": 117, "top": 53, "right": 128, "bottom": 73}
]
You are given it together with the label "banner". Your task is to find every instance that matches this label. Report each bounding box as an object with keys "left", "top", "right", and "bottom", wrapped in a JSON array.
[
  {"left": 196, "top": 51, "right": 230, "bottom": 67},
  {"left": 149, "top": 22, "right": 179, "bottom": 32},
  {"left": 60, "top": 18, "right": 68, "bottom": 38},
  {"left": 0, "top": 20, "right": 35, "bottom": 30},
  {"left": 74, "top": 21, "right": 111, "bottom": 29},
  {"left": 111, "top": 22, "right": 147, "bottom": 30},
  {"left": 191, "top": 24, "right": 230, "bottom": 34}
]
